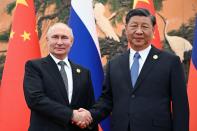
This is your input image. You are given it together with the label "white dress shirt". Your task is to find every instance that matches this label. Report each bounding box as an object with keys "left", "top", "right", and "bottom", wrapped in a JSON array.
[
  {"left": 129, "top": 45, "right": 151, "bottom": 75},
  {"left": 50, "top": 54, "right": 73, "bottom": 103}
]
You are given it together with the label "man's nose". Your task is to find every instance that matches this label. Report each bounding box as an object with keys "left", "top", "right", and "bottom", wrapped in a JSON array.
[
  {"left": 57, "top": 38, "right": 63, "bottom": 44},
  {"left": 135, "top": 27, "right": 143, "bottom": 34}
]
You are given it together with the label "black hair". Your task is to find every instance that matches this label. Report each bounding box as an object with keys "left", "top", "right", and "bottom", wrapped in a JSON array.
[{"left": 125, "top": 8, "right": 156, "bottom": 26}]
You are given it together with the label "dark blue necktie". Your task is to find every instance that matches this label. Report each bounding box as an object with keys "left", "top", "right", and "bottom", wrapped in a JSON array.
[{"left": 131, "top": 52, "right": 140, "bottom": 87}]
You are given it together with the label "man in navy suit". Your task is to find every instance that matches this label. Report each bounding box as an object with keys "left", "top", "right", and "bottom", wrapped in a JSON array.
[
  {"left": 23, "top": 23, "right": 98, "bottom": 131},
  {"left": 78, "top": 8, "right": 189, "bottom": 131}
]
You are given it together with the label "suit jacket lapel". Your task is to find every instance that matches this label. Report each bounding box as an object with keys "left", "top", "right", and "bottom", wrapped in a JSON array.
[
  {"left": 43, "top": 55, "right": 69, "bottom": 104},
  {"left": 132, "top": 46, "right": 161, "bottom": 92},
  {"left": 69, "top": 61, "right": 80, "bottom": 105},
  {"left": 120, "top": 50, "right": 133, "bottom": 89}
]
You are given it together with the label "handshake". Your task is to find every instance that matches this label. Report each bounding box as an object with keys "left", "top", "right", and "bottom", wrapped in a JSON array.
[{"left": 71, "top": 108, "right": 93, "bottom": 129}]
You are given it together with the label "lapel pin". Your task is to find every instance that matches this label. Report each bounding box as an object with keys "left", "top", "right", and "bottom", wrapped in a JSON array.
[
  {"left": 76, "top": 68, "right": 81, "bottom": 73},
  {"left": 153, "top": 55, "right": 158, "bottom": 60}
]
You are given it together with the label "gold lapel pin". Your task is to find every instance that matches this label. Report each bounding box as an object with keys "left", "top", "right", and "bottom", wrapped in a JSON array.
[
  {"left": 153, "top": 55, "right": 158, "bottom": 59},
  {"left": 76, "top": 68, "right": 81, "bottom": 73}
]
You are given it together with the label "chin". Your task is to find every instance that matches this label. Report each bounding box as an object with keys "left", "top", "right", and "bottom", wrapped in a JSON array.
[{"left": 133, "top": 43, "right": 145, "bottom": 47}]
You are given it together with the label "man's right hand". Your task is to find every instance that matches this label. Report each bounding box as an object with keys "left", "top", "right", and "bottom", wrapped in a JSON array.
[{"left": 71, "top": 108, "right": 92, "bottom": 128}]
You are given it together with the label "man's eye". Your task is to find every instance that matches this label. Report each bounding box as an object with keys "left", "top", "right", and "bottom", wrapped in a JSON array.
[
  {"left": 130, "top": 25, "right": 138, "bottom": 27},
  {"left": 52, "top": 35, "right": 58, "bottom": 39},
  {"left": 142, "top": 26, "right": 149, "bottom": 28},
  {"left": 62, "top": 36, "right": 69, "bottom": 39}
]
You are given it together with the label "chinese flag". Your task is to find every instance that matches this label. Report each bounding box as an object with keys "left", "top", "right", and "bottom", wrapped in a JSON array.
[
  {"left": 133, "top": 0, "right": 162, "bottom": 49},
  {"left": 0, "top": 0, "right": 41, "bottom": 130},
  {"left": 188, "top": 18, "right": 197, "bottom": 131}
]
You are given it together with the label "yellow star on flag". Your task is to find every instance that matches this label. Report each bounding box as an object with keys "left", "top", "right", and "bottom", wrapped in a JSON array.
[
  {"left": 16, "top": 0, "right": 28, "bottom": 7},
  {"left": 133, "top": 0, "right": 150, "bottom": 8},
  {"left": 21, "top": 31, "right": 31, "bottom": 41},
  {"left": 10, "top": 30, "right": 15, "bottom": 39}
]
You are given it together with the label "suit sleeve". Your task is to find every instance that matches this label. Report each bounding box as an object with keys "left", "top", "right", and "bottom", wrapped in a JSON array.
[
  {"left": 87, "top": 71, "right": 96, "bottom": 109},
  {"left": 170, "top": 56, "right": 189, "bottom": 131},
  {"left": 23, "top": 60, "right": 73, "bottom": 126},
  {"left": 86, "top": 71, "right": 99, "bottom": 131},
  {"left": 90, "top": 61, "right": 113, "bottom": 125}
]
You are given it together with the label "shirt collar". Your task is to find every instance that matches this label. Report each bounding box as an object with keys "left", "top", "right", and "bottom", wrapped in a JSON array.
[
  {"left": 50, "top": 54, "right": 71, "bottom": 68},
  {"left": 130, "top": 45, "right": 151, "bottom": 61}
]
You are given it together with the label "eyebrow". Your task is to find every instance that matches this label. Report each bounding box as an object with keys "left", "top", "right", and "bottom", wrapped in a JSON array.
[{"left": 51, "top": 34, "right": 69, "bottom": 37}]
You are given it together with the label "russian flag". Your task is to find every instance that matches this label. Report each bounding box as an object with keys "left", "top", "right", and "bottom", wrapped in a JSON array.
[
  {"left": 68, "top": 0, "right": 110, "bottom": 131},
  {"left": 188, "top": 17, "right": 197, "bottom": 131}
]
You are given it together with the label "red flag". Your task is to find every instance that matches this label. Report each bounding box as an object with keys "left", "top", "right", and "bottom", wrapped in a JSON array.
[
  {"left": 133, "top": 0, "right": 162, "bottom": 49},
  {"left": 188, "top": 17, "right": 197, "bottom": 131},
  {"left": 0, "top": 0, "right": 41, "bottom": 130}
]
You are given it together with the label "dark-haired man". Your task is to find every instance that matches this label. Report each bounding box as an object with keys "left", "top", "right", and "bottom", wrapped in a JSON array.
[{"left": 78, "top": 8, "right": 189, "bottom": 131}]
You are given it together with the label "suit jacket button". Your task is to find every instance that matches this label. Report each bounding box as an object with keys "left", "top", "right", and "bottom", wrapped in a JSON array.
[{"left": 131, "top": 94, "right": 135, "bottom": 98}]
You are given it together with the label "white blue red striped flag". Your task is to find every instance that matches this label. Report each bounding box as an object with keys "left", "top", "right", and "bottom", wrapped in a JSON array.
[{"left": 68, "top": 0, "right": 110, "bottom": 131}]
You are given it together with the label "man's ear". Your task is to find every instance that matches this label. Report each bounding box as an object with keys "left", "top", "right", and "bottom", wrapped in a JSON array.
[
  {"left": 151, "top": 27, "right": 155, "bottom": 38},
  {"left": 71, "top": 37, "right": 74, "bottom": 43},
  {"left": 125, "top": 25, "right": 128, "bottom": 35},
  {"left": 152, "top": 26, "right": 155, "bottom": 32}
]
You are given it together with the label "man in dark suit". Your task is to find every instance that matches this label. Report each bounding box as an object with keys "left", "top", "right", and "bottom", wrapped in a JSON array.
[
  {"left": 78, "top": 8, "right": 189, "bottom": 131},
  {"left": 23, "top": 23, "right": 98, "bottom": 131}
]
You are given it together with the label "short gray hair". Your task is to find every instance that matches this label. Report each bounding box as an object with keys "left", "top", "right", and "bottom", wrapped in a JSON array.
[{"left": 46, "top": 22, "right": 74, "bottom": 38}]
